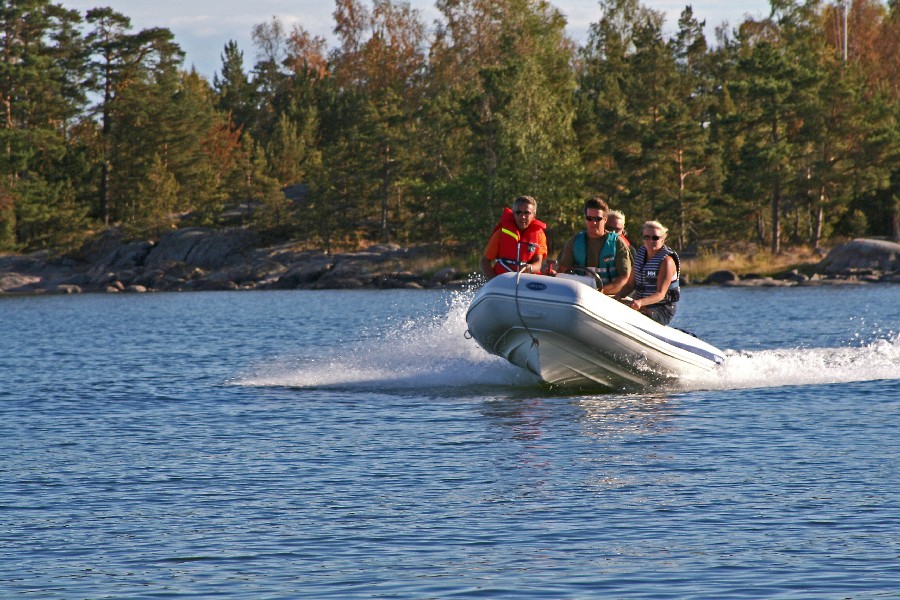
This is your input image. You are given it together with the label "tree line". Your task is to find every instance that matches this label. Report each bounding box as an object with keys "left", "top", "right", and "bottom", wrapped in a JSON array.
[{"left": 1, "top": 0, "right": 898, "bottom": 258}]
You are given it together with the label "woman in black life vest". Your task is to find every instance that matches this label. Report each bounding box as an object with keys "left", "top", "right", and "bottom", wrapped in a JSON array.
[{"left": 616, "top": 220, "right": 680, "bottom": 326}]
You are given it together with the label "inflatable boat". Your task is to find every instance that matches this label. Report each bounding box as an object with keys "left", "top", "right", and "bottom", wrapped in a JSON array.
[{"left": 465, "top": 272, "right": 725, "bottom": 390}]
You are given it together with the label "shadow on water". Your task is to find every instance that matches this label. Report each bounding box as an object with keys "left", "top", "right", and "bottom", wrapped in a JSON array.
[{"left": 479, "top": 392, "right": 677, "bottom": 440}]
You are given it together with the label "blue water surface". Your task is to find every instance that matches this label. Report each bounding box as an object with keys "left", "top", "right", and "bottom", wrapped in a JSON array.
[{"left": 1, "top": 284, "right": 899, "bottom": 598}]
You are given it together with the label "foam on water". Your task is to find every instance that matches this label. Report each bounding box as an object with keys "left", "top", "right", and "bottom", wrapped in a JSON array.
[
  {"left": 238, "top": 289, "right": 900, "bottom": 393},
  {"left": 237, "top": 290, "right": 537, "bottom": 391},
  {"left": 680, "top": 334, "right": 900, "bottom": 392}
]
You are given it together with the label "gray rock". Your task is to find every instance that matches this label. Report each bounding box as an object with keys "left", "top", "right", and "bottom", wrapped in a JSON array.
[
  {"left": 247, "top": 262, "right": 288, "bottom": 287},
  {"left": 798, "top": 277, "right": 866, "bottom": 285},
  {"left": 0, "top": 272, "right": 41, "bottom": 292},
  {"left": 313, "top": 277, "right": 364, "bottom": 289},
  {"left": 781, "top": 269, "right": 809, "bottom": 283},
  {"left": 98, "top": 240, "right": 153, "bottom": 271},
  {"left": 185, "top": 277, "right": 239, "bottom": 291},
  {"left": 145, "top": 227, "right": 258, "bottom": 270},
  {"left": 73, "top": 229, "right": 125, "bottom": 264},
  {"left": 274, "top": 257, "right": 333, "bottom": 288},
  {"left": 58, "top": 272, "right": 92, "bottom": 286},
  {"left": 1, "top": 230, "right": 457, "bottom": 294},
  {"left": 723, "top": 277, "right": 795, "bottom": 287},
  {"left": 231, "top": 262, "right": 286, "bottom": 286},
  {"left": 374, "top": 274, "right": 423, "bottom": 289},
  {"left": 316, "top": 254, "right": 405, "bottom": 284},
  {"left": 367, "top": 243, "right": 403, "bottom": 254},
  {"left": 429, "top": 267, "right": 458, "bottom": 284},
  {"left": 817, "top": 238, "right": 900, "bottom": 274},
  {"left": 90, "top": 270, "right": 118, "bottom": 286},
  {"left": 704, "top": 270, "right": 739, "bottom": 285},
  {"left": 54, "top": 284, "right": 82, "bottom": 294},
  {"left": 133, "top": 270, "right": 164, "bottom": 288}
]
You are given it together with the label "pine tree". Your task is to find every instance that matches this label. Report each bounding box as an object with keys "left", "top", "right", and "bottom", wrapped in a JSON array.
[
  {"left": 0, "top": 0, "right": 88, "bottom": 250},
  {"left": 213, "top": 41, "right": 256, "bottom": 134},
  {"left": 130, "top": 153, "right": 180, "bottom": 237},
  {"left": 576, "top": 0, "right": 667, "bottom": 217},
  {"left": 85, "top": 7, "right": 184, "bottom": 227}
]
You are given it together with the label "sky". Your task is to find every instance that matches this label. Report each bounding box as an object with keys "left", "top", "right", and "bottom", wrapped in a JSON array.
[{"left": 59, "top": 0, "right": 773, "bottom": 80}]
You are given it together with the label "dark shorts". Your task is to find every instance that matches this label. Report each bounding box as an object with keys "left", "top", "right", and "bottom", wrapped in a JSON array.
[{"left": 641, "top": 303, "right": 676, "bottom": 326}]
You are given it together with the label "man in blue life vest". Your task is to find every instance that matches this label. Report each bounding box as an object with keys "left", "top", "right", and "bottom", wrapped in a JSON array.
[
  {"left": 480, "top": 195, "right": 548, "bottom": 281},
  {"left": 555, "top": 197, "right": 631, "bottom": 296}
]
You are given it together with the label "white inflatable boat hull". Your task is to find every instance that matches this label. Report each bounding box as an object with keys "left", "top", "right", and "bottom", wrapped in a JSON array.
[{"left": 465, "top": 272, "right": 725, "bottom": 390}]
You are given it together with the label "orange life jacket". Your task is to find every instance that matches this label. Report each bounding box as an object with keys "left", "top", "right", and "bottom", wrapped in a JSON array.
[{"left": 491, "top": 207, "right": 547, "bottom": 275}]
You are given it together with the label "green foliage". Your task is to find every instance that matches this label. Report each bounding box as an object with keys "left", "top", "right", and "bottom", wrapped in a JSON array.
[
  {"left": 127, "top": 153, "right": 180, "bottom": 237},
  {"left": 0, "top": 186, "right": 19, "bottom": 252},
  {"left": 837, "top": 208, "right": 868, "bottom": 238},
  {"left": 1, "top": 0, "right": 898, "bottom": 257},
  {"left": 13, "top": 177, "right": 90, "bottom": 252}
]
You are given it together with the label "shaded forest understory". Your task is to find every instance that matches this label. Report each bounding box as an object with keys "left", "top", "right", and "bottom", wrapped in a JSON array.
[{"left": 1, "top": 0, "right": 898, "bottom": 260}]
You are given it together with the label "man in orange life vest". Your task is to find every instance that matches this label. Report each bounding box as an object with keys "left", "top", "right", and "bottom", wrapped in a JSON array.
[
  {"left": 555, "top": 197, "right": 631, "bottom": 296},
  {"left": 480, "top": 195, "right": 548, "bottom": 281}
]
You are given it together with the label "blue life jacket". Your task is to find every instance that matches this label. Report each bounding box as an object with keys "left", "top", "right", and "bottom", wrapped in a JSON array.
[{"left": 573, "top": 231, "right": 619, "bottom": 286}]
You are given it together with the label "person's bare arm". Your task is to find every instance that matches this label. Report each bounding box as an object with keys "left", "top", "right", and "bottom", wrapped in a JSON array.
[
  {"left": 630, "top": 256, "right": 675, "bottom": 309},
  {"left": 480, "top": 255, "right": 495, "bottom": 280}
]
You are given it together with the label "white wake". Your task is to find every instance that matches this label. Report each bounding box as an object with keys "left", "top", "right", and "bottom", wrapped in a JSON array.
[
  {"left": 680, "top": 336, "right": 900, "bottom": 391},
  {"left": 236, "top": 290, "right": 533, "bottom": 391},
  {"left": 236, "top": 289, "right": 900, "bottom": 393}
]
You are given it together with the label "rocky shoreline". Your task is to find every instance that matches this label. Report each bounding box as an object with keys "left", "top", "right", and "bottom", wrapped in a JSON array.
[
  {"left": 1, "top": 228, "right": 898, "bottom": 296},
  {"left": 700, "top": 238, "right": 900, "bottom": 287},
  {"left": 0, "top": 228, "right": 473, "bottom": 295}
]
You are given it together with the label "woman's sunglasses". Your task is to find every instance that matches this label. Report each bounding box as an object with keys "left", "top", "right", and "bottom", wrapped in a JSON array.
[{"left": 643, "top": 235, "right": 661, "bottom": 241}]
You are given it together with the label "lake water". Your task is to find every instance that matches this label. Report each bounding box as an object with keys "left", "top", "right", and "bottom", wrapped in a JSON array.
[{"left": 2, "top": 284, "right": 899, "bottom": 598}]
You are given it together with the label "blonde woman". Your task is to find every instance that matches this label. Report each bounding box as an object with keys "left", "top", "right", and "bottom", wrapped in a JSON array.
[{"left": 616, "top": 221, "right": 680, "bottom": 325}]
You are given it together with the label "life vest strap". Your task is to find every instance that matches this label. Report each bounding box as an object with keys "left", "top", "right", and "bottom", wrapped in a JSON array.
[
  {"left": 500, "top": 228, "right": 519, "bottom": 241},
  {"left": 495, "top": 258, "right": 525, "bottom": 272}
]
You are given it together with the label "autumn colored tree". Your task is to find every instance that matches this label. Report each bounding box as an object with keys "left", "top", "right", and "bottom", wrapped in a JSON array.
[
  {"left": 0, "top": 0, "right": 897, "bottom": 258},
  {"left": 325, "top": 0, "right": 428, "bottom": 244},
  {"left": 427, "top": 0, "right": 584, "bottom": 250}
]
